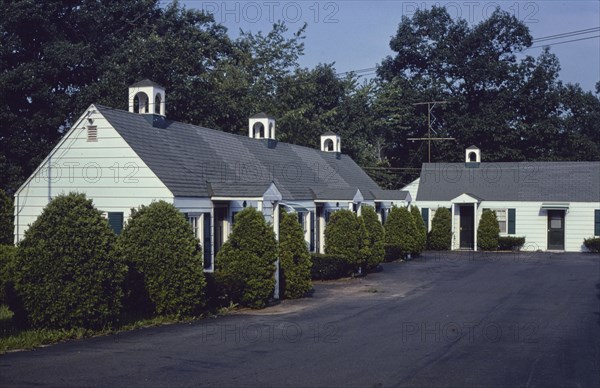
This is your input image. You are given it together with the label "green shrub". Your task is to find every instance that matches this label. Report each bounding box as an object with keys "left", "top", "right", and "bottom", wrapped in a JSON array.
[
  {"left": 498, "top": 236, "right": 526, "bottom": 251},
  {"left": 384, "top": 244, "right": 403, "bottom": 262},
  {"left": 215, "top": 207, "right": 278, "bottom": 308},
  {"left": 324, "top": 209, "right": 369, "bottom": 272},
  {"left": 14, "top": 193, "right": 126, "bottom": 329},
  {"left": 360, "top": 206, "right": 385, "bottom": 269},
  {"left": 428, "top": 208, "right": 452, "bottom": 250},
  {"left": 279, "top": 211, "right": 312, "bottom": 299},
  {"left": 116, "top": 201, "right": 206, "bottom": 317},
  {"left": 0, "top": 245, "right": 17, "bottom": 304},
  {"left": 410, "top": 205, "right": 427, "bottom": 256},
  {"left": 310, "top": 254, "right": 353, "bottom": 280},
  {"left": 583, "top": 237, "right": 600, "bottom": 253},
  {"left": 385, "top": 206, "right": 417, "bottom": 258},
  {"left": 478, "top": 209, "right": 500, "bottom": 251},
  {"left": 0, "top": 190, "right": 13, "bottom": 245}
]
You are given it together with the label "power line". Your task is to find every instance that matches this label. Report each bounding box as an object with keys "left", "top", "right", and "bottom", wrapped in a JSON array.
[{"left": 526, "top": 35, "right": 600, "bottom": 50}]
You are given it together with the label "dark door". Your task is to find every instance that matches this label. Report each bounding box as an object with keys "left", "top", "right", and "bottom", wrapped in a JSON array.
[
  {"left": 460, "top": 205, "right": 474, "bottom": 249},
  {"left": 214, "top": 207, "right": 227, "bottom": 256},
  {"left": 547, "top": 210, "right": 565, "bottom": 250}
]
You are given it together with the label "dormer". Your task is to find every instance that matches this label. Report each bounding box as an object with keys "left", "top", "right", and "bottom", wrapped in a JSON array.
[
  {"left": 320, "top": 131, "right": 341, "bottom": 153},
  {"left": 249, "top": 113, "right": 275, "bottom": 140},
  {"left": 129, "top": 79, "right": 166, "bottom": 116},
  {"left": 465, "top": 145, "right": 481, "bottom": 163}
]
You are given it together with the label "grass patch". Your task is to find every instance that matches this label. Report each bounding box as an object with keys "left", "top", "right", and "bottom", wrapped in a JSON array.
[{"left": 0, "top": 304, "right": 236, "bottom": 353}]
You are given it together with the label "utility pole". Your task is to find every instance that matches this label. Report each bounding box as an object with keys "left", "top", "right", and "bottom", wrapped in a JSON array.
[{"left": 408, "top": 101, "right": 454, "bottom": 162}]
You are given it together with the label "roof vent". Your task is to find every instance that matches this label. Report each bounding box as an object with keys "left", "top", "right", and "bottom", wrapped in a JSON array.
[
  {"left": 249, "top": 112, "right": 275, "bottom": 140},
  {"left": 465, "top": 145, "right": 481, "bottom": 163},
  {"left": 320, "top": 131, "right": 341, "bottom": 153}
]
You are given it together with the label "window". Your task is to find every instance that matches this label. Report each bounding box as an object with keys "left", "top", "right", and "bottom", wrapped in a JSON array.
[
  {"left": 87, "top": 125, "right": 98, "bottom": 142},
  {"left": 495, "top": 209, "right": 507, "bottom": 233},
  {"left": 187, "top": 215, "right": 199, "bottom": 239},
  {"left": 107, "top": 212, "right": 124, "bottom": 235}
]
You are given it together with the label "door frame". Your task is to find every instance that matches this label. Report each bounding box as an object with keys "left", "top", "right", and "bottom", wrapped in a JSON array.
[
  {"left": 459, "top": 204, "right": 475, "bottom": 250},
  {"left": 547, "top": 209, "right": 565, "bottom": 250}
]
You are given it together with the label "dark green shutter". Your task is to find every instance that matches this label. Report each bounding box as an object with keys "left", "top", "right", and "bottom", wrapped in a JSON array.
[
  {"left": 203, "top": 213, "right": 212, "bottom": 269},
  {"left": 108, "top": 212, "right": 124, "bottom": 235},
  {"left": 422, "top": 208, "right": 429, "bottom": 233},
  {"left": 595, "top": 210, "right": 600, "bottom": 236},
  {"left": 508, "top": 209, "right": 516, "bottom": 234},
  {"left": 310, "top": 211, "right": 315, "bottom": 252}
]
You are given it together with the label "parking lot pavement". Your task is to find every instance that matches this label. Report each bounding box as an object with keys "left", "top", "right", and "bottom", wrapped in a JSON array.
[{"left": 1, "top": 251, "right": 599, "bottom": 387}]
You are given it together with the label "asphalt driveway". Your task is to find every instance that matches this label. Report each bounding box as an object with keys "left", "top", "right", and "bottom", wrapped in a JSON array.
[{"left": 1, "top": 251, "right": 599, "bottom": 387}]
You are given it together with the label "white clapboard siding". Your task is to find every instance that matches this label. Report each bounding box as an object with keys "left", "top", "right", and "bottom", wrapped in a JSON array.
[{"left": 14, "top": 105, "right": 173, "bottom": 242}]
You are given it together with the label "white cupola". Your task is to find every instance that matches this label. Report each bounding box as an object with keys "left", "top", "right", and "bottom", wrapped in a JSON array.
[
  {"left": 465, "top": 145, "right": 481, "bottom": 163},
  {"left": 320, "top": 131, "right": 341, "bottom": 153},
  {"left": 129, "top": 79, "right": 166, "bottom": 116},
  {"left": 249, "top": 112, "right": 275, "bottom": 140}
]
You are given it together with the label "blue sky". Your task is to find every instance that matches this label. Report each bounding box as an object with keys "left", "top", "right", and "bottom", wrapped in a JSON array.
[{"left": 177, "top": 1, "right": 600, "bottom": 92}]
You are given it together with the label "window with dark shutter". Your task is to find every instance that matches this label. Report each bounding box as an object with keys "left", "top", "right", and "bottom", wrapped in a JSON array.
[
  {"left": 508, "top": 209, "right": 516, "bottom": 234},
  {"left": 422, "top": 208, "right": 429, "bottom": 233},
  {"left": 107, "top": 212, "right": 124, "bottom": 235},
  {"left": 595, "top": 209, "right": 600, "bottom": 236}
]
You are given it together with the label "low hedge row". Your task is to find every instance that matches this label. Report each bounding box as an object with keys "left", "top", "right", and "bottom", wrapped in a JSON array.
[
  {"left": 310, "top": 254, "right": 353, "bottom": 280},
  {"left": 583, "top": 237, "right": 600, "bottom": 253},
  {"left": 497, "top": 236, "right": 526, "bottom": 251}
]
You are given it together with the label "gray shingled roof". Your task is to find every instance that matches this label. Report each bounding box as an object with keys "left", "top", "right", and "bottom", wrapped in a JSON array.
[
  {"left": 416, "top": 162, "right": 600, "bottom": 202},
  {"left": 97, "top": 106, "right": 383, "bottom": 200},
  {"left": 370, "top": 190, "right": 410, "bottom": 201}
]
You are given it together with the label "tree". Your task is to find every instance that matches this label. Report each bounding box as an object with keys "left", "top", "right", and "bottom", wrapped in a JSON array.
[
  {"left": 13, "top": 193, "right": 125, "bottom": 329},
  {"left": 360, "top": 206, "right": 385, "bottom": 268},
  {"left": 324, "top": 209, "right": 369, "bottom": 272},
  {"left": 384, "top": 206, "right": 417, "bottom": 258},
  {"left": 478, "top": 209, "right": 500, "bottom": 251},
  {"left": 215, "top": 207, "right": 278, "bottom": 308},
  {"left": 279, "top": 211, "right": 312, "bottom": 299},
  {"left": 116, "top": 201, "right": 205, "bottom": 317},
  {"left": 0, "top": 189, "right": 13, "bottom": 244},
  {"left": 428, "top": 208, "right": 452, "bottom": 250},
  {"left": 410, "top": 205, "right": 427, "bottom": 256}
]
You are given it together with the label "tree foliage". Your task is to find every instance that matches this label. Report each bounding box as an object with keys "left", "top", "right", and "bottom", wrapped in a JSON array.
[
  {"left": 13, "top": 193, "right": 125, "bottom": 329},
  {"left": 0, "top": 190, "right": 13, "bottom": 244},
  {"left": 279, "top": 211, "right": 312, "bottom": 299},
  {"left": 360, "top": 205, "right": 385, "bottom": 268},
  {"left": 428, "top": 208, "right": 452, "bottom": 250},
  {"left": 478, "top": 209, "right": 500, "bottom": 251},
  {"left": 115, "top": 201, "right": 206, "bottom": 317},
  {"left": 215, "top": 207, "right": 278, "bottom": 308},
  {"left": 324, "top": 209, "right": 369, "bottom": 271}
]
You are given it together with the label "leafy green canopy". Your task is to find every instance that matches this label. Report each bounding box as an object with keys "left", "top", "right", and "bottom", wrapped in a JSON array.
[
  {"left": 324, "top": 209, "right": 369, "bottom": 270},
  {"left": 215, "top": 207, "right": 278, "bottom": 308},
  {"left": 478, "top": 209, "right": 500, "bottom": 251},
  {"left": 116, "top": 201, "right": 205, "bottom": 317},
  {"left": 279, "top": 211, "right": 312, "bottom": 299},
  {"left": 0, "top": 190, "right": 13, "bottom": 244},
  {"left": 14, "top": 193, "right": 126, "bottom": 329},
  {"left": 360, "top": 205, "right": 385, "bottom": 268}
]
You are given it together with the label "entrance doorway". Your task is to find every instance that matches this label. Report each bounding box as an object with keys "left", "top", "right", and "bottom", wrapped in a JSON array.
[
  {"left": 214, "top": 207, "right": 228, "bottom": 256},
  {"left": 459, "top": 205, "right": 475, "bottom": 249},
  {"left": 547, "top": 210, "right": 565, "bottom": 250}
]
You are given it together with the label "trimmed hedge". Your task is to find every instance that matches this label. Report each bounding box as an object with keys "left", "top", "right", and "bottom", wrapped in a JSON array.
[
  {"left": 324, "top": 209, "right": 369, "bottom": 271},
  {"left": 498, "top": 236, "right": 526, "bottom": 251},
  {"left": 360, "top": 205, "right": 385, "bottom": 269},
  {"left": 428, "top": 208, "right": 452, "bottom": 250},
  {"left": 0, "top": 245, "right": 17, "bottom": 304},
  {"left": 385, "top": 206, "right": 417, "bottom": 258},
  {"left": 279, "top": 211, "right": 312, "bottom": 299},
  {"left": 215, "top": 207, "right": 278, "bottom": 308},
  {"left": 310, "top": 254, "right": 353, "bottom": 280},
  {"left": 14, "top": 193, "right": 126, "bottom": 329},
  {"left": 583, "top": 237, "right": 600, "bottom": 253},
  {"left": 410, "top": 205, "right": 426, "bottom": 256},
  {"left": 478, "top": 209, "right": 500, "bottom": 251},
  {"left": 116, "top": 201, "right": 206, "bottom": 317},
  {"left": 0, "top": 190, "right": 13, "bottom": 245},
  {"left": 384, "top": 244, "right": 403, "bottom": 262}
]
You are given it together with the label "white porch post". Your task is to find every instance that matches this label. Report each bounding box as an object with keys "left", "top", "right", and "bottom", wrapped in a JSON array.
[
  {"left": 273, "top": 201, "right": 280, "bottom": 300},
  {"left": 473, "top": 204, "right": 478, "bottom": 251},
  {"left": 451, "top": 203, "right": 456, "bottom": 250}
]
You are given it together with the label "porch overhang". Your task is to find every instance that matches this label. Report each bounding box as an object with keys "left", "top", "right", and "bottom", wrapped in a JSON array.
[
  {"left": 451, "top": 193, "right": 482, "bottom": 204},
  {"left": 540, "top": 202, "right": 570, "bottom": 210}
]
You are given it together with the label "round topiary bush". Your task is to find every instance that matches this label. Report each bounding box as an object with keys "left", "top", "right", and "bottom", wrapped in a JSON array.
[
  {"left": 116, "top": 201, "right": 206, "bottom": 317},
  {"left": 324, "top": 209, "right": 369, "bottom": 272},
  {"left": 385, "top": 206, "right": 417, "bottom": 258},
  {"left": 428, "top": 207, "right": 452, "bottom": 250},
  {"left": 478, "top": 209, "right": 500, "bottom": 251},
  {"left": 14, "top": 193, "right": 126, "bottom": 329},
  {"left": 215, "top": 207, "right": 278, "bottom": 308},
  {"left": 410, "top": 205, "right": 427, "bottom": 256},
  {"left": 279, "top": 211, "right": 312, "bottom": 299},
  {"left": 0, "top": 189, "right": 13, "bottom": 245},
  {"left": 360, "top": 205, "right": 385, "bottom": 269}
]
